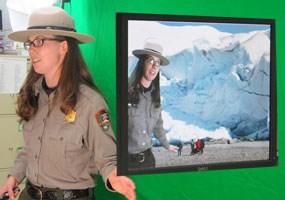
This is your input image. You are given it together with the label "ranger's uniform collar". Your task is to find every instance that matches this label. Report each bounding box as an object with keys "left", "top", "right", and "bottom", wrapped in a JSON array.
[{"left": 33, "top": 76, "right": 44, "bottom": 97}]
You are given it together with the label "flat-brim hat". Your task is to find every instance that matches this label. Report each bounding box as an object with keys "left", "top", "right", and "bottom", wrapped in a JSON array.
[
  {"left": 8, "top": 6, "right": 94, "bottom": 43},
  {"left": 132, "top": 39, "right": 169, "bottom": 66}
]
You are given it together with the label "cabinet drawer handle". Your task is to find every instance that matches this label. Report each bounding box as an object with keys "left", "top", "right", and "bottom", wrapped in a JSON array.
[{"left": 16, "top": 147, "right": 24, "bottom": 152}]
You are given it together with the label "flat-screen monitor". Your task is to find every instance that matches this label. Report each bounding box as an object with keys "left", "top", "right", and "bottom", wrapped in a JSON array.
[
  {"left": 0, "top": 10, "right": 2, "bottom": 30},
  {"left": 116, "top": 13, "right": 278, "bottom": 175}
]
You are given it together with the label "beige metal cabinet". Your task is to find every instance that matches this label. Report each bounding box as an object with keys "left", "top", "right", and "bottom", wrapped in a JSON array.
[
  {"left": 0, "top": 94, "right": 18, "bottom": 114},
  {"left": 0, "top": 115, "right": 24, "bottom": 169},
  {"left": 0, "top": 55, "right": 29, "bottom": 197},
  {"left": 0, "top": 169, "right": 10, "bottom": 186}
]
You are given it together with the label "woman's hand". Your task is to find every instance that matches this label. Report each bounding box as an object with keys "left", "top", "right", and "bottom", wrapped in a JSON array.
[
  {"left": 108, "top": 168, "right": 136, "bottom": 200},
  {"left": 0, "top": 176, "right": 20, "bottom": 200}
]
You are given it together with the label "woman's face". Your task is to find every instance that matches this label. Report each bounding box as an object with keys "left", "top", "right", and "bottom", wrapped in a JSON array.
[
  {"left": 27, "top": 34, "right": 68, "bottom": 84},
  {"left": 140, "top": 55, "right": 161, "bottom": 87}
]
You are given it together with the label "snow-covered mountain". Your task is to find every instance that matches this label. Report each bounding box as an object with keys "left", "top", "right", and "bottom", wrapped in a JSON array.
[{"left": 128, "top": 21, "right": 271, "bottom": 144}]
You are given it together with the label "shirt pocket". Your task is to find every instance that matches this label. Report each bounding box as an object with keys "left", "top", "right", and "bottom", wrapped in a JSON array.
[
  {"left": 150, "top": 107, "right": 161, "bottom": 119},
  {"left": 22, "top": 119, "right": 36, "bottom": 146},
  {"left": 128, "top": 106, "right": 143, "bottom": 131},
  {"left": 149, "top": 107, "right": 161, "bottom": 129},
  {"left": 48, "top": 124, "right": 86, "bottom": 164}
]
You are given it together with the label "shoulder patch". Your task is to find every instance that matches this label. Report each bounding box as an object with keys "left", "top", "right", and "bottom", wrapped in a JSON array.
[{"left": 95, "top": 109, "right": 110, "bottom": 131}]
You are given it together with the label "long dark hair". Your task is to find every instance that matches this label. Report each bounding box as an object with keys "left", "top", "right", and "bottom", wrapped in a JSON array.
[
  {"left": 128, "top": 55, "right": 161, "bottom": 108},
  {"left": 17, "top": 37, "right": 100, "bottom": 121}
]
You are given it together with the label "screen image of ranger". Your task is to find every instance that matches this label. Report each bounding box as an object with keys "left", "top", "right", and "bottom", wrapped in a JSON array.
[{"left": 128, "top": 39, "right": 178, "bottom": 169}]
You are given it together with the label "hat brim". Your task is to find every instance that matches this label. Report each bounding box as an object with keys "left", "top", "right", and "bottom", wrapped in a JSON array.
[
  {"left": 133, "top": 49, "right": 169, "bottom": 66},
  {"left": 8, "top": 29, "right": 94, "bottom": 44}
]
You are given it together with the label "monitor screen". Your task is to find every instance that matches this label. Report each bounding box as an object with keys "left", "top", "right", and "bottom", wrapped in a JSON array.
[{"left": 116, "top": 13, "right": 278, "bottom": 175}]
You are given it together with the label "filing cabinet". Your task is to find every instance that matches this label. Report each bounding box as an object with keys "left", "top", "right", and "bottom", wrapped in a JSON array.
[
  {"left": 0, "top": 93, "right": 18, "bottom": 114},
  {"left": 0, "top": 55, "right": 29, "bottom": 198},
  {"left": 0, "top": 115, "right": 24, "bottom": 169},
  {"left": 0, "top": 169, "right": 11, "bottom": 187}
]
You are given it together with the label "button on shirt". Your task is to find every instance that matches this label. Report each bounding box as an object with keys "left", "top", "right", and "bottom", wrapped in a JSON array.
[
  {"left": 128, "top": 87, "right": 170, "bottom": 154},
  {"left": 10, "top": 77, "right": 117, "bottom": 189}
]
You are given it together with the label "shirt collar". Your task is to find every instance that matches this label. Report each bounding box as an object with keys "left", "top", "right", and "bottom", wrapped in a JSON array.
[{"left": 33, "top": 76, "right": 44, "bottom": 97}]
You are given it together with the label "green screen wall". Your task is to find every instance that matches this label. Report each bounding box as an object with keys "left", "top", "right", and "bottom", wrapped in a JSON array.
[{"left": 70, "top": 0, "right": 284, "bottom": 199}]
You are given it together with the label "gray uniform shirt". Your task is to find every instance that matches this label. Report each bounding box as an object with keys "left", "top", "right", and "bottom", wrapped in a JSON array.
[
  {"left": 128, "top": 87, "right": 170, "bottom": 154},
  {"left": 10, "top": 77, "right": 117, "bottom": 189}
]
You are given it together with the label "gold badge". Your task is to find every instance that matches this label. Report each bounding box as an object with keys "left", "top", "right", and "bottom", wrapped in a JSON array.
[{"left": 65, "top": 109, "right": 76, "bottom": 123}]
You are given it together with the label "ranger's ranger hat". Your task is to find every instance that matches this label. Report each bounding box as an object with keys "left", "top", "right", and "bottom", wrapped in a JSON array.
[
  {"left": 132, "top": 38, "right": 169, "bottom": 66},
  {"left": 8, "top": 6, "right": 94, "bottom": 43}
]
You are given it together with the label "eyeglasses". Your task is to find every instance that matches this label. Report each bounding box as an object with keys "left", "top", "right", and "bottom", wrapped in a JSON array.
[
  {"left": 146, "top": 57, "right": 161, "bottom": 67},
  {"left": 23, "top": 38, "right": 64, "bottom": 50}
]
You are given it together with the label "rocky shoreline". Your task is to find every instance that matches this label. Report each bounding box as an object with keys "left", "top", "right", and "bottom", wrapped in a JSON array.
[{"left": 153, "top": 140, "right": 270, "bottom": 168}]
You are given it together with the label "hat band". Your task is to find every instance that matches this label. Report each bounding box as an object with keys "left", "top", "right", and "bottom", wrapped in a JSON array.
[
  {"left": 28, "top": 26, "right": 76, "bottom": 32},
  {"left": 144, "top": 48, "right": 162, "bottom": 55}
]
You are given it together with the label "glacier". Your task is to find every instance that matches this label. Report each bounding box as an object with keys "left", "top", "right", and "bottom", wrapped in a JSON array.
[{"left": 128, "top": 21, "right": 271, "bottom": 144}]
